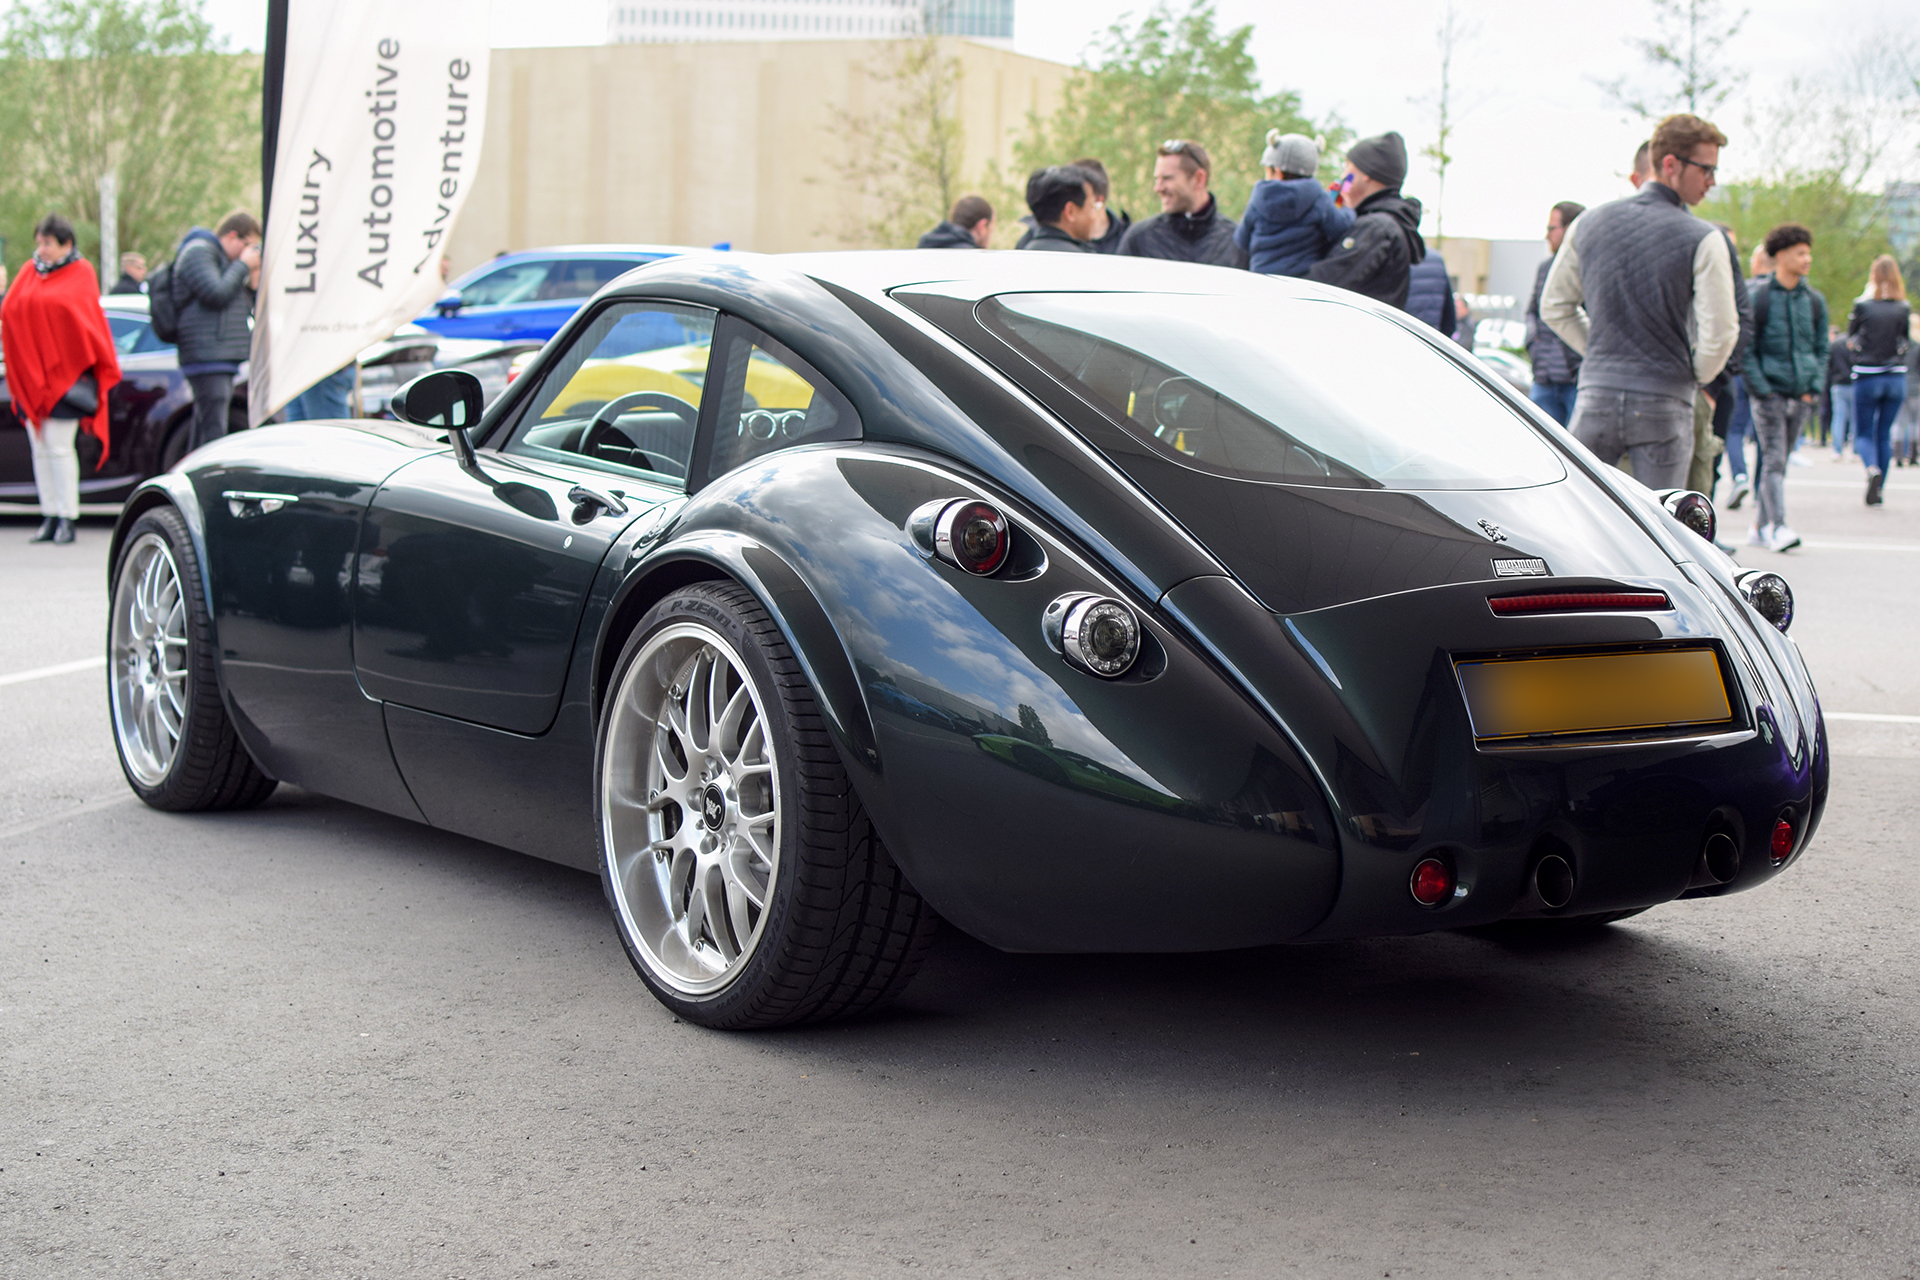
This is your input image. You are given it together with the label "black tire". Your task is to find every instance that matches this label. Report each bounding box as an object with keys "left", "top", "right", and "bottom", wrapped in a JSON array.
[
  {"left": 108, "top": 505, "right": 277, "bottom": 812},
  {"left": 595, "top": 581, "right": 937, "bottom": 1028}
]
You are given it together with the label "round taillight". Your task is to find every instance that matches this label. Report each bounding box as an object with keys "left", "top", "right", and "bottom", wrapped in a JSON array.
[
  {"left": 1659, "top": 489, "right": 1717, "bottom": 543},
  {"left": 1043, "top": 593, "right": 1142, "bottom": 678},
  {"left": 932, "top": 500, "right": 1010, "bottom": 576},
  {"left": 1409, "top": 857, "right": 1454, "bottom": 907},
  {"left": 1770, "top": 817, "right": 1795, "bottom": 865},
  {"left": 1736, "top": 569, "right": 1794, "bottom": 633}
]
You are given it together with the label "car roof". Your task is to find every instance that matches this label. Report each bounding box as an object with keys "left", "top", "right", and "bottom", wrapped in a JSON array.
[
  {"left": 480, "top": 245, "right": 698, "bottom": 265},
  {"left": 102, "top": 294, "right": 151, "bottom": 315},
  {"left": 618, "top": 248, "right": 1392, "bottom": 318}
]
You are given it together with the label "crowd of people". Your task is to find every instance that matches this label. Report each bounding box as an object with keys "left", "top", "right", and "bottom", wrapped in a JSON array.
[
  {"left": 926, "top": 112, "right": 1916, "bottom": 549},
  {"left": 5, "top": 112, "right": 1914, "bottom": 547},
  {"left": 928, "top": 128, "right": 1448, "bottom": 322}
]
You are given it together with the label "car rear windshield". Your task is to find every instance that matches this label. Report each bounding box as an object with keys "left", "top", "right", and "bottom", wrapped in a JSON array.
[{"left": 980, "top": 293, "right": 1565, "bottom": 491}]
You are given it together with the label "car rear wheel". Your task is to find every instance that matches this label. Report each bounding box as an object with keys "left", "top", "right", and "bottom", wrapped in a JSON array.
[
  {"left": 596, "top": 581, "right": 937, "bottom": 1028},
  {"left": 108, "top": 506, "right": 277, "bottom": 811}
]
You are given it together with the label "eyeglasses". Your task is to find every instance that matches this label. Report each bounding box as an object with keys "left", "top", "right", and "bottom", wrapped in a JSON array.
[
  {"left": 1160, "top": 139, "right": 1191, "bottom": 155},
  {"left": 1679, "top": 156, "right": 1718, "bottom": 177}
]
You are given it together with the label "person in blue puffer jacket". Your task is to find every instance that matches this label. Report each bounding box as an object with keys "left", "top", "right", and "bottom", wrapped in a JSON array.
[{"left": 1234, "top": 131, "right": 1354, "bottom": 277}]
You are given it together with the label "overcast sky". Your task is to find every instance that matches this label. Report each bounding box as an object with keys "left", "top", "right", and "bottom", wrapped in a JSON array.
[{"left": 202, "top": 0, "right": 1915, "bottom": 242}]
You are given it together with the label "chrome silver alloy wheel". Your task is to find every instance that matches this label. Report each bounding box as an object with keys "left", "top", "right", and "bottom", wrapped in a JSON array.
[
  {"left": 602, "top": 622, "right": 781, "bottom": 996},
  {"left": 110, "top": 532, "right": 190, "bottom": 787}
]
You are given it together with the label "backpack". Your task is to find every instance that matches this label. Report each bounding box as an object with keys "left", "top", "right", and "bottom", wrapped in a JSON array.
[{"left": 146, "top": 250, "right": 184, "bottom": 346}]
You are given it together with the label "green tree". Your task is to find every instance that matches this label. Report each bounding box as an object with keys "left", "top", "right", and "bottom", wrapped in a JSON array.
[
  {"left": 0, "top": 0, "right": 259, "bottom": 279},
  {"left": 824, "top": 34, "right": 968, "bottom": 248},
  {"left": 1010, "top": 1, "right": 1342, "bottom": 228},
  {"left": 1709, "top": 45, "right": 1918, "bottom": 309},
  {"left": 1598, "top": 0, "right": 1748, "bottom": 121}
]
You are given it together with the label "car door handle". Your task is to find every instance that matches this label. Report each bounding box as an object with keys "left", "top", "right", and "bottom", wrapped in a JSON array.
[
  {"left": 567, "top": 484, "right": 628, "bottom": 523},
  {"left": 222, "top": 490, "right": 300, "bottom": 517}
]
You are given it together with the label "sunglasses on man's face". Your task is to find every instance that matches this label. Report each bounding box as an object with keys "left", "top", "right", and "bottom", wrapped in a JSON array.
[{"left": 1679, "top": 156, "right": 1718, "bottom": 177}]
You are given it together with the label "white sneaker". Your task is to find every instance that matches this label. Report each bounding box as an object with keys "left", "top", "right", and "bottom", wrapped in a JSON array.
[
  {"left": 1728, "top": 479, "right": 1751, "bottom": 510},
  {"left": 1746, "top": 524, "right": 1771, "bottom": 547},
  {"left": 1789, "top": 451, "right": 1813, "bottom": 467},
  {"left": 1769, "top": 524, "right": 1802, "bottom": 552}
]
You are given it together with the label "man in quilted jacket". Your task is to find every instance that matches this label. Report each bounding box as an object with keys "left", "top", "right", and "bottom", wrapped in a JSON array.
[
  {"left": 1540, "top": 114, "right": 1740, "bottom": 489},
  {"left": 174, "top": 210, "right": 261, "bottom": 451}
]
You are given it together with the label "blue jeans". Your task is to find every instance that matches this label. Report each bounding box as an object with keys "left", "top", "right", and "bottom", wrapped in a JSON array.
[
  {"left": 1854, "top": 372, "right": 1907, "bottom": 471},
  {"left": 1830, "top": 384, "right": 1855, "bottom": 454},
  {"left": 285, "top": 366, "right": 356, "bottom": 421},
  {"left": 1529, "top": 380, "right": 1578, "bottom": 426},
  {"left": 1726, "top": 375, "right": 1752, "bottom": 481}
]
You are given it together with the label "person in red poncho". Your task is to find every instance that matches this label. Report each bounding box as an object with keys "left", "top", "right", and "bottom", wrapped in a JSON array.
[{"left": 1, "top": 214, "right": 121, "bottom": 544}]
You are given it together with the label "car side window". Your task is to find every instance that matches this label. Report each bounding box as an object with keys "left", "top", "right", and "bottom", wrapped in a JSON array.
[
  {"left": 537, "top": 259, "right": 647, "bottom": 301},
  {"left": 504, "top": 300, "right": 717, "bottom": 484},
  {"left": 695, "top": 319, "right": 859, "bottom": 487},
  {"left": 107, "top": 313, "right": 172, "bottom": 354},
  {"left": 456, "top": 261, "right": 550, "bottom": 307}
]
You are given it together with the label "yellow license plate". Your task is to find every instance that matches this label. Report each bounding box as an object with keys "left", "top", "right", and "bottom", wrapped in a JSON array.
[{"left": 1456, "top": 648, "right": 1732, "bottom": 741}]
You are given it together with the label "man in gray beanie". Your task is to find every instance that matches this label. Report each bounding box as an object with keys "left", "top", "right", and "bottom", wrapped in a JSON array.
[
  {"left": 1234, "top": 131, "right": 1354, "bottom": 276},
  {"left": 1304, "top": 131, "right": 1428, "bottom": 309}
]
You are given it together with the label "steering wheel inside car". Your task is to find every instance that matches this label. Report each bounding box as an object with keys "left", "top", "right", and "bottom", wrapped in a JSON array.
[{"left": 579, "top": 391, "right": 699, "bottom": 472}]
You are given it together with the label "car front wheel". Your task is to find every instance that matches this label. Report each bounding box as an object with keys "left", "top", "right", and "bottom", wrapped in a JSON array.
[
  {"left": 596, "top": 581, "right": 937, "bottom": 1028},
  {"left": 108, "top": 505, "right": 277, "bottom": 811}
]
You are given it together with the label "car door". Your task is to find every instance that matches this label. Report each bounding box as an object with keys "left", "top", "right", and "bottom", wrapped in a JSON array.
[{"left": 353, "top": 299, "right": 716, "bottom": 734}]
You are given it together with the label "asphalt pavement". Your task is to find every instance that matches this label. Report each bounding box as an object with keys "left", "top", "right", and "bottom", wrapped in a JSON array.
[{"left": 3, "top": 450, "right": 1918, "bottom": 1278}]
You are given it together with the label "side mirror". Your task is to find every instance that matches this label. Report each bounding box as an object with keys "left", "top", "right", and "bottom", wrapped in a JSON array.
[
  {"left": 435, "top": 289, "right": 464, "bottom": 315},
  {"left": 392, "top": 369, "right": 484, "bottom": 469}
]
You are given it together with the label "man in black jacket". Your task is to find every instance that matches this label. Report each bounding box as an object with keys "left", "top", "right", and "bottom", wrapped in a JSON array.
[
  {"left": 917, "top": 195, "right": 994, "bottom": 249},
  {"left": 175, "top": 210, "right": 260, "bottom": 451},
  {"left": 1118, "top": 141, "right": 1246, "bottom": 268},
  {"left": 1525, "top": 201, "right": 1585, "bottom": 425},
  {"left": 1018, "top": 166, "right": 1100, "bottom": 253},
  {"left": 1304, "top": 132, "right": 1426, "bottom": 309}
]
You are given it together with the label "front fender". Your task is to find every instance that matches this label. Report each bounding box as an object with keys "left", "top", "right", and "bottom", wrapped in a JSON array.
[{"left": 111, "top": 473, "right": 210, "bottom": 610}]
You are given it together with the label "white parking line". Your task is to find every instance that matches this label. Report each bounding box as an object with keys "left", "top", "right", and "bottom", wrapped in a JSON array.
[
  {"left": 0, "top": 794, "right": 133, "bottom": 842},
  {"left": 1797, "top": 541, "right": 1920, "bottom": 553},
  {"left": 0, "top": 655, "right": 106, "bottom": 688},
  {"left": 1825, "top": 712, "right": 1920, "bottom": 725}
]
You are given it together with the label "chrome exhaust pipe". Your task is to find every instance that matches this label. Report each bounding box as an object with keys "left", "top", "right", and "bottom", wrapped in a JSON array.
[
  {"left": 1533, "top": 854, "right": 1575, "bottom": 910},
  {"left": 1701, "top": 831, "right": 1739, "bottom": 884}
]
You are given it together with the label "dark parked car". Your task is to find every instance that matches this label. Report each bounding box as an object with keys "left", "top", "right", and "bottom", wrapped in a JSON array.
[
  {"left": 107, "top": 251, "right": 1825, "bottom": 1030},
  {"left": 417, "top": 245, "right": 690, "bottom": 344},
  {"left": 1, "top": 295, "right": 246, "bottom": 506}
]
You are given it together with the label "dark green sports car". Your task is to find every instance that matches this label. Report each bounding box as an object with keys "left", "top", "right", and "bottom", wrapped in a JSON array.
[{"left": 106, "top": 251, "right": 1825, "bottom": 1028}]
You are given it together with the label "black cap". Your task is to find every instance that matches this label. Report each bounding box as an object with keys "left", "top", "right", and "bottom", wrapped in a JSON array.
[{"left": 1347, "top": 131, "right": 1408, "bottom": 189}]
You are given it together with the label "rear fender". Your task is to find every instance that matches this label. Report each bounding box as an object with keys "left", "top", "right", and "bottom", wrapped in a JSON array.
[{"left": 596, "top": 531, "right": 879, "bottom": 778}]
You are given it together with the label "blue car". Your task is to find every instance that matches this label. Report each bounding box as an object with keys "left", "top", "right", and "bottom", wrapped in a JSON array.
[{"left": 417, "top": 245, "right": 694, "bottom": 343}]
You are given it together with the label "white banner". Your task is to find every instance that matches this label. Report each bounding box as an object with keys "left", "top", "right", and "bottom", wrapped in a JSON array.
[{"left": 250, "top": 1, "right": 490, "bottom": 425}]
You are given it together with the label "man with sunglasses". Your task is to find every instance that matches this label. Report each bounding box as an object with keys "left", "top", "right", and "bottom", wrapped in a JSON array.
[
  {"left": 1539, "top": 113, "right": 1740, "bottom": 489},
  {"left": 1303, "top": 131, "right": 1427, "bottom": 309},
  {"left": 1117, "top": 140, "right": 1247, "bottom": 268}
]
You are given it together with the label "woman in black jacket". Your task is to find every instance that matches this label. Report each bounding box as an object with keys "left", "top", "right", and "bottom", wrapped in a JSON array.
[{"left": 1850, "top": 255, "right": 1912, "bottom": 505}]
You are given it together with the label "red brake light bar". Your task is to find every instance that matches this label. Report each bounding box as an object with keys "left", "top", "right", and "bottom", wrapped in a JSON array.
[{"left": 1489, "top": 591, "right": 1671, "bottom": 616}]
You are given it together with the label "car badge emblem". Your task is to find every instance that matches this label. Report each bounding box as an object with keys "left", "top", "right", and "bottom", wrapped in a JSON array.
[
  {"left": 702, "top": 784, "right": 726, "bottom": 829},
  {"left": 1478, "top": 520, "right": 1507, "bottom": 543},
  {"left": 1492, "top": 557, "right": 1550, "bottom": 577}
]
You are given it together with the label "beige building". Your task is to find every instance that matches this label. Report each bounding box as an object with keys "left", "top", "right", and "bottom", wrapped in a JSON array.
[{"left": 445, "top": 38, "right": 1070, "bottom": 272}]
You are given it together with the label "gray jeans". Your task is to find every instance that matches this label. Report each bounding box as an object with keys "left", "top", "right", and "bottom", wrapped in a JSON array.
[
  {"left": 1750, "top": 393, "right": 1812, "bottom": 530},
  {"left": 1569, "top": 388, "right": 1694, "bottom": 489}
]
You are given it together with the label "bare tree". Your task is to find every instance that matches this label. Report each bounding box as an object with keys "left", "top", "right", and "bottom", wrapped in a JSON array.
[
  {"left": 1412, "top": 1, "right": 1479, "bottom": 245},
  {"left": 1599, "top": 0, "right": 1749, "bottom": 121},
  {"left": 823, "top": 32, "right": 967, "bottom": 248}
]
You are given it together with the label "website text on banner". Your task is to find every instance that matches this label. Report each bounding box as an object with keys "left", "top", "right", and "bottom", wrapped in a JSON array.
[{"left": 250, "top": 0, "right": 490, "bottom": 425}]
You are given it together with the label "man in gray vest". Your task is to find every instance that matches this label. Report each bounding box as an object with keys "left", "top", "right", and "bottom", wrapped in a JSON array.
[{"left": 1540, "top": 114, "right": 1740, "bottom": 487}]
